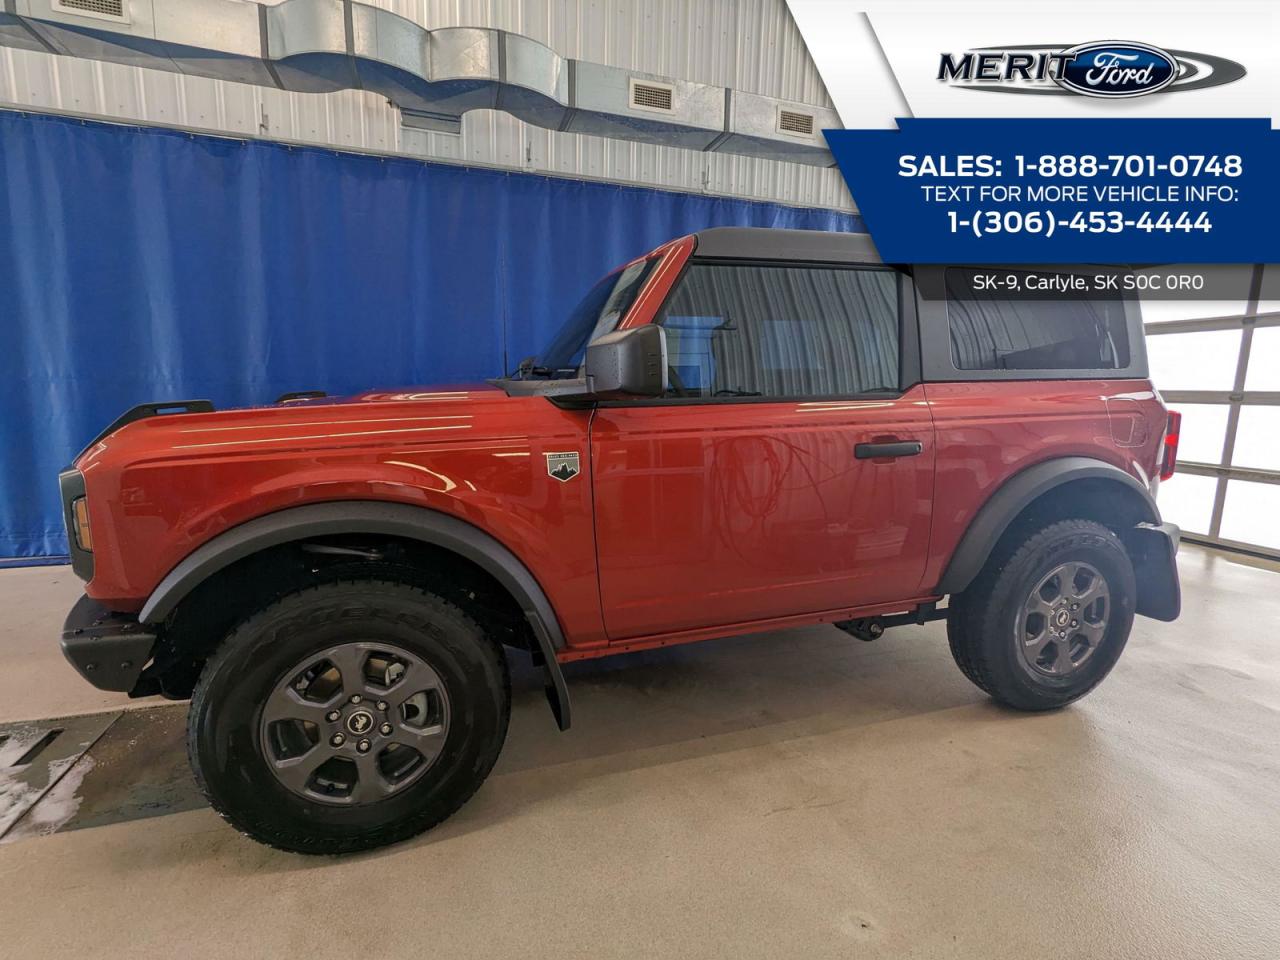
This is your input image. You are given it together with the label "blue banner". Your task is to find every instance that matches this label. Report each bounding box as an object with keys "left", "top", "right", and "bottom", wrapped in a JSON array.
[
  {"left": 0, "top": 110, "right": 860, "bottom": 561},
  {"left": 826, "top": 118, "right": 1280, "bottom": 263}
]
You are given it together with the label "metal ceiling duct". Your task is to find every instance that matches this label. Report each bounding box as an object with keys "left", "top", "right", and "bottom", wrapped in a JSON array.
[{"left": 0, "top": 0, "right": 839, "bottom": 166}]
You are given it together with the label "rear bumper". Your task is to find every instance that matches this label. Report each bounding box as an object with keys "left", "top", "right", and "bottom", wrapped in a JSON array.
[
  {"left": 1131, "top": 521, "right": 1181, "bottom": 622},
  {"left": 61, "top": 595, "right": 157, "bottom": 692}
]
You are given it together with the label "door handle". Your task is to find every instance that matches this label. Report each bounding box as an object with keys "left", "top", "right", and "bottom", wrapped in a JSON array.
[{"left": 855, "top": 440, "right": 923, "bottom": 460}]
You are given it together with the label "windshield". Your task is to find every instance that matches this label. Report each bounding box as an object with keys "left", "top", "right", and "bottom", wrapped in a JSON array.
[{"left": 515, "top": 258, "right": 656, "bottom": 378}]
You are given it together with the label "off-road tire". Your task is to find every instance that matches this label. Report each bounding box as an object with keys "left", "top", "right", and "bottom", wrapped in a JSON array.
[
  {"left": 187, "top": 580, "right": 510, "bottom": 854},
  {"left": 947, "top": 519, "right": 1136, "bottom": 711}
]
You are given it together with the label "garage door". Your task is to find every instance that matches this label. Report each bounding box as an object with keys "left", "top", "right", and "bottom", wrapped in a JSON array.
[{"left": 1145, "top": 264, "right": 1280, "bottom": 559}]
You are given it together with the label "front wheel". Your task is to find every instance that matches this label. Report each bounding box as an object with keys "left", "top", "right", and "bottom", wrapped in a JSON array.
[
  {"left": 187, "top": 580, "right": 510, "bottom": 854},
  {"left": 947, "top": 519, "right": 1136, "bottom": 711}
]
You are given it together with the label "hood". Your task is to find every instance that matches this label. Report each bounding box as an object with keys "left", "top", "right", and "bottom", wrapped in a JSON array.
[
  {"left": 76, "top": 382, "right": 526, "bottom": 470},
  {"left": 278, "top": 383, "right": 503, "bottom": 408}
]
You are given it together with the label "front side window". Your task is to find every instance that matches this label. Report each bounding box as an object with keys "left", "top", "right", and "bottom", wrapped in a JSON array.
[
  {"left": 655, "top": 263, "right": 900, "bottom": 399},
  {"left": 946, "top": 268, "right": 1131, "bottom": 371}
]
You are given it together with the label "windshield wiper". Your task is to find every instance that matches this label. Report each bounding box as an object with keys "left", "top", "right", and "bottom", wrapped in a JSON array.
[
  {"left": 511, "top": 356, "right": 581, "bottom": 380},
  {"left": 513, "top": 356, "right": 559, "bottom": 379},
  {"left": 714, "top": 388, "right": 763, "bottom": 397}
]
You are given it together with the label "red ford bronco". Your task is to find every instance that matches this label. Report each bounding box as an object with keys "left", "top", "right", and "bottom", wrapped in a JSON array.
[{"left": 58, "top": 228, "right": 1181, "bottom": 853}]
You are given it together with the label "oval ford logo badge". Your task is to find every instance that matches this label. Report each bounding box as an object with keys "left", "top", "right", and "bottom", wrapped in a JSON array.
[{"left": 1056, "top": 41, "right": 1178, "bottom": 98}]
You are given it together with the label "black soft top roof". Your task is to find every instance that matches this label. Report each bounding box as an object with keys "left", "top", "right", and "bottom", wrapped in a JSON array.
[{"left": 692, "top": 227, "right": 883, "bottom": 265}]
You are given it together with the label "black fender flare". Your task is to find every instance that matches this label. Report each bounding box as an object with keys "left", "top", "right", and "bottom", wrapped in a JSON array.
[
  {"left": 934, "top": 457, "right": 1180, "bottom": 621},
  {"left": 139, "top": 501, "right": 573, "bottom": 729}
]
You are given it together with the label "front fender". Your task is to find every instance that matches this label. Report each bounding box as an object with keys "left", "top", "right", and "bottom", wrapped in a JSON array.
[{"left": 139, "top": 500, "right": 573, "bottom": 729}]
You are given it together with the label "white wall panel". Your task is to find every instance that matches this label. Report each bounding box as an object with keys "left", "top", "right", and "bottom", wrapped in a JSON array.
[{"left": 0, "top": 0, "right": 855, "bottom": 211}]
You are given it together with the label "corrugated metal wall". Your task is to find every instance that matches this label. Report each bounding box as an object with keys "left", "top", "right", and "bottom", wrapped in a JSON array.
[{"left": 0, "top": 0, "right": 855, "bottom": 211}]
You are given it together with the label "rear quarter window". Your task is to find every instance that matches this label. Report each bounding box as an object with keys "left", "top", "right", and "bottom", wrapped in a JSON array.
[{"left": 946, "top": 268, "right": 1131, "bottom": 371}]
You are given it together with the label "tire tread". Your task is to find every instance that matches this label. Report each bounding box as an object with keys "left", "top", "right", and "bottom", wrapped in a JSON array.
[
  {"left": 187, "top": 579, "right": 510, "bottom": 855},
  {"left": 946, "top": 519, "right": 1133, "bottom": 711}
]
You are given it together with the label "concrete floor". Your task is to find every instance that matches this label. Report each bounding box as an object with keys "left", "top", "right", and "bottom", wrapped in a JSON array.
[{"left": 0, "top": 545, "right": 1277, "bottom": 959}]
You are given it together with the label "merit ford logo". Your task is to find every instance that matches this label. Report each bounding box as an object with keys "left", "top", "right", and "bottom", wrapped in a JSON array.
[
  {"left": 938, "top": 41, "right": 1245, "bottom": 98},
  {"left": 1057, "top": 42, "right": 1176, "bottom": 98}
]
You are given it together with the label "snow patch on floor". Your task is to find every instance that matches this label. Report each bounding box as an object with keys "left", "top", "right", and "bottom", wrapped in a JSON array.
[{"left": 1, "top": 755, "right": 96, "bottom": 843}]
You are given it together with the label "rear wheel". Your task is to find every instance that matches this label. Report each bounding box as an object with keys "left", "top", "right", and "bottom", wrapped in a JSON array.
[
  {"left": 947, "top": 519, "right": 1136, "bottom": 711},
  {"left": 188, "top": 580, "right": 509, "bottom": 854}
]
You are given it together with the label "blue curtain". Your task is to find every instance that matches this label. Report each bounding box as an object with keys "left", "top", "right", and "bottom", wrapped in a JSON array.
[{"left": 0, "top": 110, "right": 861, "bottom": 561}]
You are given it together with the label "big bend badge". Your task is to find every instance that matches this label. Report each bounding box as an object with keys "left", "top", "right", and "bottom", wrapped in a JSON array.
[{"left": 545, "top": 451, "right": 580, "bottom": 483}]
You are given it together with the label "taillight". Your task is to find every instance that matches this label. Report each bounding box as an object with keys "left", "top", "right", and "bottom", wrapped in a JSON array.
[{"left": 1160, "top": 410, "right": 1181, "bottom": 481}]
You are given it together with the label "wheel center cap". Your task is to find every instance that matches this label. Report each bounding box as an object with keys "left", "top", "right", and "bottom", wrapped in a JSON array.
[
  {"left": 346, "top": 710, "right": 375, "bottom": 735},
  {"left": 1055, "top": 610, "right": 1071, "bottom": 627}
]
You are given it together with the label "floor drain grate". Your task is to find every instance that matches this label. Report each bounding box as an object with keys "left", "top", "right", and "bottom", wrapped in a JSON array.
[
  {"left": 0, "top": 713, "right": 119, "bottom": 839},
  {"left": 12, "top": 729, "right": 62, "bottom": 767}
]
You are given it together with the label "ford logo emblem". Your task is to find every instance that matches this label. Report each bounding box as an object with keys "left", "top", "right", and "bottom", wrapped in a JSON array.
[{"left": 1056, "top": 41, "right": 1178, "bottom": 98}]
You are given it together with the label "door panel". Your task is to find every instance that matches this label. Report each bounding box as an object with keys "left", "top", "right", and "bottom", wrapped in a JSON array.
[{"left": 591, "top": 388, "right": 936, "bottom": 639}]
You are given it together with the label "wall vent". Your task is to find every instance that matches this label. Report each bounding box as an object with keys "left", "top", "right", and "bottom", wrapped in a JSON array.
[
  {"left": 52, "top": 0, "right": 128, "bottom": 22},
  {"left": 629, "top": 79, "right": 674, "bottom": 113},
  {"left": 777, "top": 109, "right": 815, "bottom": 136}
]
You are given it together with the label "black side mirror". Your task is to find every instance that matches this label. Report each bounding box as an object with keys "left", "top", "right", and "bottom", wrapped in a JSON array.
[{"left": 583, "top": 325, "right": 668, "bottom": 398}]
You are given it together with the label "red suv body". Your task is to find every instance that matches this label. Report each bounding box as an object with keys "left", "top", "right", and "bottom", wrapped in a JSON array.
[{"left": 57, "top": 228, "right": 1181, "bottom": 853}]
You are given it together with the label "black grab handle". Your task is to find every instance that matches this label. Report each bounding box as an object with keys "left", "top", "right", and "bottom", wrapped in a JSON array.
[{"left": 855, "top": 440, "right": 923, "bottom": 460}]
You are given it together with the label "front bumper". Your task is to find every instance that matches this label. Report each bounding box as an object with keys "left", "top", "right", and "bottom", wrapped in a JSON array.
[{"left": 61, "top": 595, "right": 158, "bottom": 692}]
